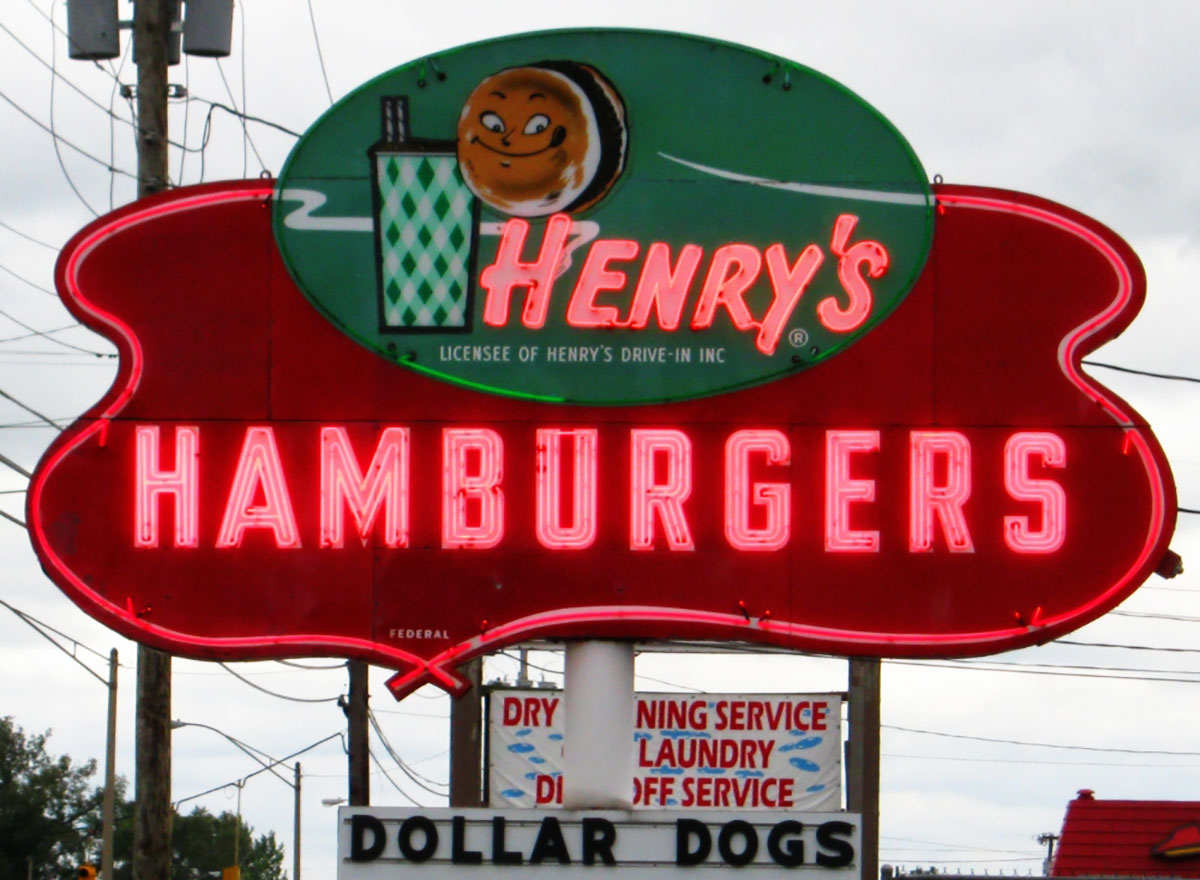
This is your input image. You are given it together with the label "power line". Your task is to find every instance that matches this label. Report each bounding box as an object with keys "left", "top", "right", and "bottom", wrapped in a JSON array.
[
  {"left": 886, "top": 751, "right": 1200, "bottom": 769},
  {"left": 0, "top": 597, "right": 115, "bottom": 685},
  {"left": 174, "top": 731, "right": 344, "bottom": 808},
  {"left": 937, "top": 656, "right": 1200, "bottom": 678},
  {"left": 890, "top": 658, "right": 1200, "bottom": 685},
  {"left": 218, "top": 661, "right": 343, "bottom": 703},
  {"left": 1111, "top": 609, "right": 1200, "bottom": 623},
  {"left": 273, "top": 658, "right": 348, "bottom": 670},
  {"left": 1083, "top": 359, "right": 1200, "bottom": 385},
  {"left": 23, "top": 0, "right": 124, "bottom": 84},
  {"left": 0, "top": 261, "right": 57, "bottom": 297},
  {"left": 0, "top": 17, "right": 142, "bottom": 139},
  {"left": 370, "top": 708, "right": 449, "bottom": 720},
  {"left": 0, "top": 303, "right": 110, "bottom": 356},
  {"left": 0, "top": 325, "right": 79, "bottom": 343},
  {"left": 368, "top": 746, "right": 425, "bottom": 807},
  {"left": 0, "top": 450, "right": 31, "bottom": 477},
  {"left": 47, "top": 0, "right": 101, "bottom": 216},
  {"left": 1057, "top": 638, "right": 1200, "bottom": 655},
  {"left": 305, "top": 0, "right": 335, "bottom": 105},
  {"left": 184, "top": 96, "right": 302, "bottom": 137},
  {"left": 883, "top": 723, "right": 1200, "bottom": 756},
  {"left": 0, "top": 386, "right": 64, "bottom": 429},
  {"left": 882, "top": 836, "right": 1039, "bottom": 857},
  {"left": 0, "top": 218, "right": 59, "bottom": 251},
  {"left": 367, "top": 708, "right": 450, "bottom": 795},
  {"left": 215, "top": 59, "right": 261, "bottom": 175},
  {"left": 0, "top": 88, "right": 139, "bottom": 182}
]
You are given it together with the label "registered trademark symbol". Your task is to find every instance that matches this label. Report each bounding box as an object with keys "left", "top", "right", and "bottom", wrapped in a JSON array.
[{"left": 788, "top": 327, "right": 809, "bottom": 348}]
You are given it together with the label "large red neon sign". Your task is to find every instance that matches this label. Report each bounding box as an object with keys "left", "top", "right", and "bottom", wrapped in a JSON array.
[{"left": 28, "top": 180, "right": 1175, "bottom": 697}]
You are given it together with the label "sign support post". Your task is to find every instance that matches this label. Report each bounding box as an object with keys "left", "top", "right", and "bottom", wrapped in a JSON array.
[
  {"left": 347, "top": 660, "right": 370, "bottom": 805},
  {"left": 847, "top": 658, "right": 881, "bottom": 880},
  {"left": 562, "top": 641, "right": 635, "bottom": 809},
  {"left": 449, "top": 658, "right": 483, "bottom": 806}
]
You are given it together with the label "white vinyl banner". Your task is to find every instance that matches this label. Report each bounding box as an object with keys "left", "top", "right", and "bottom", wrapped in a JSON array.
[
  {"left": 337, "top": 807, "right": 861, "bottom": 879},
  {"left": 488, "top": 691, "right": 842, "bottom": 811}
]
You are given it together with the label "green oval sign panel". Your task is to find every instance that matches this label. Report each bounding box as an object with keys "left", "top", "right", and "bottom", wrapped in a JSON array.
[{"left": 273, "top": 29, "right": 933, "bottom": 404}]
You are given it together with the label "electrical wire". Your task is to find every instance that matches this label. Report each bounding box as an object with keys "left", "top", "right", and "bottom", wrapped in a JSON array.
[
  {"left": 1057, "top": 638, "right": 1200, "bottom": 655},
  {"left": 889, "top": 658, "right": 1200, "bottom": 685},
  {"left": 930, "top": 656, "right": 1200, "bottom": 678},
  {"left": 0, "top": 18, "right": 129, "bottom": 132},
  {"left": 883, "top": 836, "right": 1040, "bottom": 857},
  {"left": 218, "top": 661, "right": 344, "bottom": 703},
  {"left": 174, "top": 731, "right": 344, "bottom": 808},
  {"left": 0, "top": 218, "right": 58, "bottom": 251},
  {"left": 106, "top": 26, "right": 133, "bottom": 208},
  {"left": 1111, "top": 609, "right": 1200, "bottom": 623},
  {"left": 184, "top": 96, "right": 301, "bottom": 137},
  {"left": 0, "top": 261, "right": 58, "bottom": 297},
  {"left": 367, "top": 708, "right": 450, "bottom": 794},
  {"left": 0, "top": 597, "right": 117, "bottom": 685},
  {"left": 0, "top": 451, "right": 32, "bottom": 477},
  {"left": 24, "top": 0, "right": 124, "bottom": 83},
  {"left": 368, "top": 746, "right": 424, "bottom": 807},
  {"left": 177, "top": 55, "right": 192, "bottom": 184},
  {"left": 0, "top": 303, "right": 110, "bottom": 356},
  {"left": 0, "top": 387, "right": 64, "bottom": 429},
  {"left": 215, "top": 59, "right": 260, "bottom": 175},
  {"left": 1083, "top": 359, "right": 1200, "bottom": 385},
  {"left": 305, "top": 0, "right": 335, "bottom": 105},
  {"left": 273, "top": 658, "right": 349, "bottom": 670},
  {"left": 883, "top": 723, "right": 1200, "bottom": 756},
  {"left": 48, "top": 0, "right": 100, "bottom": 216},
  {"left": 0, "top": 88, "right": 139, "bottom": 183},
  {"left": 885, "top": 751, "right": 1200, "bottom": 769}
]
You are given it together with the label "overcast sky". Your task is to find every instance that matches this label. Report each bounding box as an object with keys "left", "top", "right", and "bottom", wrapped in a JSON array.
[{"left": 2, "top": 1, "right": 1199, "bottom": 877}]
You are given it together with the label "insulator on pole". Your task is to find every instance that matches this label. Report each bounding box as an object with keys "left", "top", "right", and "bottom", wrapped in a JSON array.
[
  {"left": 183, "top": 0, "right": 234, "bottom": 58},
  {"left": 66, "top": 0, "right": 120, "bottom": 60}
]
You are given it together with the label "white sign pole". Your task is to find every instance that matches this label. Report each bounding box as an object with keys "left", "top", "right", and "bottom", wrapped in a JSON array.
[{"left": 562, "top": 641, "right": 635, "bottom": 809}]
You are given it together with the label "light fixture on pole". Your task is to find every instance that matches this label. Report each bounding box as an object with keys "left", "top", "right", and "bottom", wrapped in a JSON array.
[{"left": 171, "top": 720, "right": 302, "bottom": 880}]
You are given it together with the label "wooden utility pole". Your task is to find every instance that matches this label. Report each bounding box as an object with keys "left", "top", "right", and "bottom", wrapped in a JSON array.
[
  {"left": 132, "top": 3, "right": 173, "bottom": 878},
  {"left": 101, "top": 649, "right": 118, "bottom": 880},
  {"left": 449, "top": 658, "right": 483, "bottom": 807},
  {"left": 293, "top": 763, "right": 303, "bottom": 880},
  {"left": 847, "top": 658, "right": 881, "bottom": 880},
  {"left": 347, "top": 660, "right": 370, "bottom": 805}
]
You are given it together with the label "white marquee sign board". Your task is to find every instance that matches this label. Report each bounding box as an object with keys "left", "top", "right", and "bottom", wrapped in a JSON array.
[{"left": 337, "top": 807, "right": 861, "bottom": 879}]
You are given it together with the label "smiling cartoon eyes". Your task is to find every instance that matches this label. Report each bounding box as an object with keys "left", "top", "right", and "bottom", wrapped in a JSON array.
[
  {"left": 523, "top": 113, "right": 550, "bottom": 134},
  {"left": 477, "top": 111, "right": 553, "bottom": 136},
  {"left": 479, "top": 111, "right": 505, "bottom": 133}
]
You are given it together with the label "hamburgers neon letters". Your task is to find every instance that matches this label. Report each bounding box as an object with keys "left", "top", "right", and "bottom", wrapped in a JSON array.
[{"left": 133, "top": 424, "right": 1065, "bottom": 555}]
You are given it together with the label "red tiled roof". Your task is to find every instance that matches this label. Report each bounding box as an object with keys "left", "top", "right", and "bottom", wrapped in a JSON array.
[{"left": 1053, "top": 792, "right": 1200, "bottom": 877}]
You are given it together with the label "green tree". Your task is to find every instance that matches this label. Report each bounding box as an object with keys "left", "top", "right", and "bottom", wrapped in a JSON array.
[
  {"left": 0, "top": 716, "right": 106, "bottom": 880},
  {"left": 112, "top": 802, "right": 285, "bottom": 880}
]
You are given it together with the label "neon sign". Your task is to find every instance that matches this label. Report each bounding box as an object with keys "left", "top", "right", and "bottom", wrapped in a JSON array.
[
  {"left": 131, "top": 423, "right": 1071, "bottom": 557},
  {"left": 272, "top": 30, "right": 935, "bottom": 405},
  {"left": 28, "top": 31, "right": 1175, "bottom": 697}
]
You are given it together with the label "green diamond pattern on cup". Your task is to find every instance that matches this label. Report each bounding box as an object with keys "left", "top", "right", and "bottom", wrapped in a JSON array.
[{"left": 376, "top": 153, "right": 473, "bottom": 328}]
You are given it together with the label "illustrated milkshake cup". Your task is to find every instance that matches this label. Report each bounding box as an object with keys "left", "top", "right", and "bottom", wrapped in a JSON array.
[{"left": 369, "top": 96, "right": 478, "bottom": 330}]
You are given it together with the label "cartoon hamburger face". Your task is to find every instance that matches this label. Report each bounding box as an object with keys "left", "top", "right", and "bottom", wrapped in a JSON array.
[{"left": 457, "top": 62, "right": 627, "bottom": 217}]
